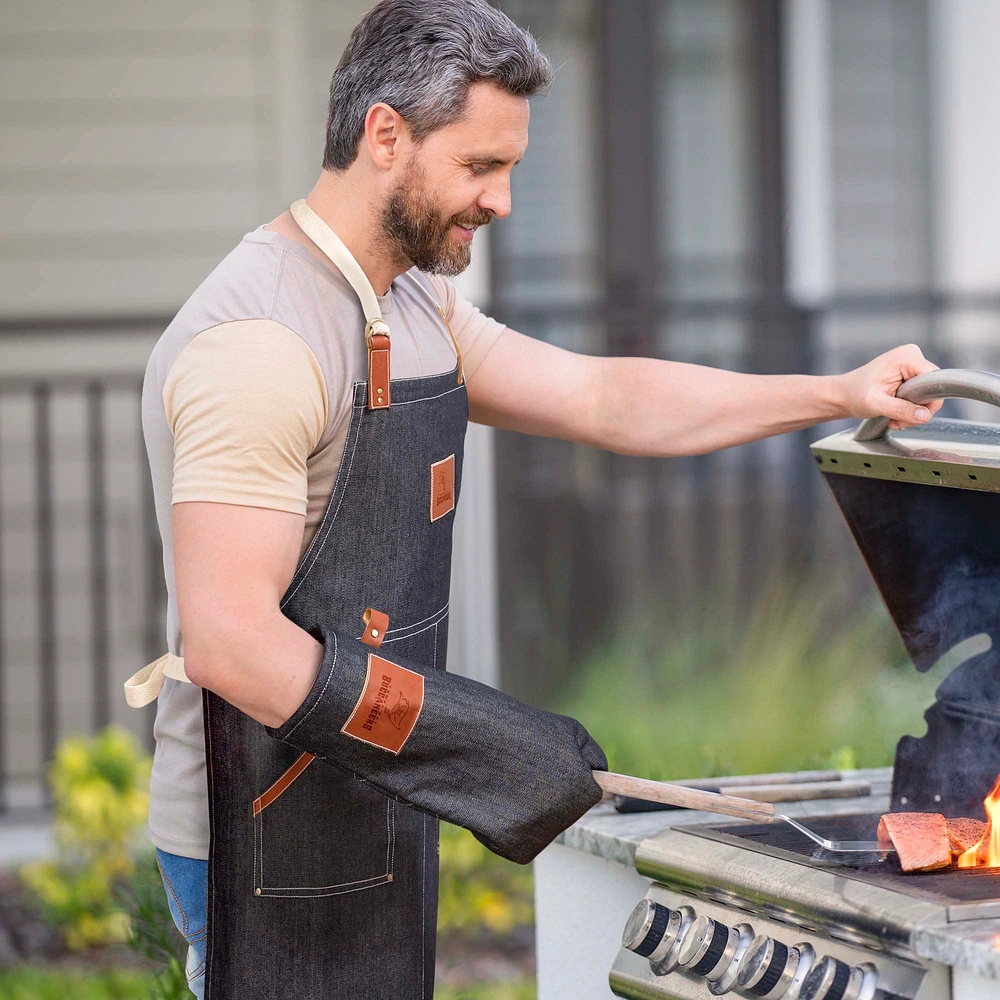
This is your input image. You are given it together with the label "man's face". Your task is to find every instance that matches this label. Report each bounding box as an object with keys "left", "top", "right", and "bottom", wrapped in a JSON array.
[{"left": 380, "top": 82, "right": 530, "bottom": 275}]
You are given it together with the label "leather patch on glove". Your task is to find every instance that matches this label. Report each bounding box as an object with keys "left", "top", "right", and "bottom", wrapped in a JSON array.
[{"left": 341, "top": 654, "right": 424, "bottom": 754}]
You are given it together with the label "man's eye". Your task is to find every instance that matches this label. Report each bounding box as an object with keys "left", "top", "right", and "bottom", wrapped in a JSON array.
[{"left": 469, "top": 164, "right": 491, "bottom": 176}]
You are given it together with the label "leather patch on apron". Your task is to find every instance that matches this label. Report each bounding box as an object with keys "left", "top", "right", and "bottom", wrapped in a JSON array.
[
  {"left": 341, "top": 653, "right": 424, "bottom": 754},
  {"left": 430, "top": 454, "right": 455, "bottom": 522}
]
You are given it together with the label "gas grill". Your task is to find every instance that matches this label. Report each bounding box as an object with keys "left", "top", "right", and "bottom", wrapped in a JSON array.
[{"left": 606, "top": 371, "right": 1000, "bottom": 1000}]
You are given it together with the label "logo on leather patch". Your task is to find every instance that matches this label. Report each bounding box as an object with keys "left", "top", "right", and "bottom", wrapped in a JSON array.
[
  {"left": 430, "top": 454, "right": 455, "bottom": 522},
  {"left": 341, "top": 654, "right": 424, "bottom": 754}
]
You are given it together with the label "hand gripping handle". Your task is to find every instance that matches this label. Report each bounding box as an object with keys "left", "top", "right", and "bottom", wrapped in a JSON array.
[{"left": 854, "top": 368, "right": 1000, "bottom": 442}]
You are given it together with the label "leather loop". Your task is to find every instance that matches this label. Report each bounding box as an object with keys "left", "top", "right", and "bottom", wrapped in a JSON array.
[
  {"left": 361, "top": 609, "right": 389, "bottom": 648},
  {"left": 368, "top": 336, "right": 391, "bottom": 409}
]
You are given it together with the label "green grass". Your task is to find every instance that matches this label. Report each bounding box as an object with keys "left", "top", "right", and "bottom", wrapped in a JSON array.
[
  {"left": 0, "top": 967, "right": 155, "bottom": 1000},
  {"left": 557, "top": 575, "right": 962, "bottom": 780},
  {"left": 437, "top": 982, "right": 535, "bottom": 1000},
  {"left": 0, "top": 967, "right": 536, "bottom": 1000}
]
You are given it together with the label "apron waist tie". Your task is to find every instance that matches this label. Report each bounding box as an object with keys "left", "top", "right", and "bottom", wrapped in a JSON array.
[{"left": 124, "top": 653, "right": 191, "bottom": 708}]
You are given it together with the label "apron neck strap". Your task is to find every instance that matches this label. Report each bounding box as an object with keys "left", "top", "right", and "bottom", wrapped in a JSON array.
[
  {"left": 289, "top": 199, "right": 389, "bottom": 341},
  {"left": 289, "top": 199, "right": 392, "bottom": 409}
]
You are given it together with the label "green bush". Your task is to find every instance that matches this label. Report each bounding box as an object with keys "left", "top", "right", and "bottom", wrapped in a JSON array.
[
  {"left": 20, "top": 726, "right": 151, "bottom": 951},
  {"left": 558, "top": 575, "right": 951, "bottom": 780},
  {"left": 438, "top": 822, "right": 533, "bottom": 934}
]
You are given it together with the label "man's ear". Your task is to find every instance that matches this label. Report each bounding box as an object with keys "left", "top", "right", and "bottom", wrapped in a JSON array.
[{"left": 364, "top": 102, "right": 407, "bottom": 171}]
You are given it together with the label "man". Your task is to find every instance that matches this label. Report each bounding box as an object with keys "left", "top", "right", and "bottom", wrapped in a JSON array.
[{"left": 132, "top": 1, "right": 940, "bottom": 997}]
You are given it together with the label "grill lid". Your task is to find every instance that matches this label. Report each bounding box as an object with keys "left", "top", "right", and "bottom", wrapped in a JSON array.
[{"left": 811, "top": 370, "right": 1000, "bottom": 816}]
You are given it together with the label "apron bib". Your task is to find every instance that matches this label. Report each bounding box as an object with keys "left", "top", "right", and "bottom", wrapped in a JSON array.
[{"left": 204, "top": 201, "right": 467, "bottom": 998}]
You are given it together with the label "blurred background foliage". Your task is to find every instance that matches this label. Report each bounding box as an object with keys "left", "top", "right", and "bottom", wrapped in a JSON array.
[
  {"left": 20, "top": 728, "right": 150, "bottom": 952},
  {"left": 560, "top": 573, "right": 948, "bottom": 780}
]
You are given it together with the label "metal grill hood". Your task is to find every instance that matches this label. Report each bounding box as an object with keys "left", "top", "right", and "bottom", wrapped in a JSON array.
[{"left": 812, "top": 376, "right": 1000, "bottom": 816}]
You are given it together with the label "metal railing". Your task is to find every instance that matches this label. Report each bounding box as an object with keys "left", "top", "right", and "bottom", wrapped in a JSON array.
[{"left": 0, "top": 370, "right": 164, "bottom": 816}]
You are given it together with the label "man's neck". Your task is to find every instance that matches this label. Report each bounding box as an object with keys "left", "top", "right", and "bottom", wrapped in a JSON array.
[{"left": 266, "top": 170, "right": 406, "bottom": 296}]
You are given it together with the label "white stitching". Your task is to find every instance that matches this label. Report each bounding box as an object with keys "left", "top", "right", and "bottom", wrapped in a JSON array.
[
  {"left": 261, "top": 873, "right": 389, "bottom": 891},
  {"left": 381, "top": 617, "right": 443, "bottom": 644},
  {"left": 354, "top": 604, "right": 449, "bottom": 642},
  {"left": 385, "top": 798, "right": 391, "bottom": 874},
  {"left": 433, "top": 624, "right": 438, "bottom": 671},
  {"left": 389, "top": 384, "right": 466, "bottom": 406},
  {"left": 281, "top": 632, "right": 337, "bottom": 738},
  {"left": 257, "top": 877, "right": 391, "bottom": 899},
  {"left": 386, "top": 602, "right": 449, "bottom": 634},
  {"left": 375, "top": 360, "right": 459, "bottom": 384},
  {"left": 389, "top": 801, "right": 396, "bottom": 871},
  {"left": 280, "top": 413, "right": 364, "bottom": 608}
]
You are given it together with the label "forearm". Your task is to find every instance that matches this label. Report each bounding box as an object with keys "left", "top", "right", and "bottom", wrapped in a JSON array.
[
  {"left": 183, "top": 609, "right": 322, "bottom": 729},
  {"left": 597, "top": 357, "right": 847, "bottom": 457}
]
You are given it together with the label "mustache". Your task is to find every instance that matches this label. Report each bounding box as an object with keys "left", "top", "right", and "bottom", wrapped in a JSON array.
[{"left": 451, "top": 210, "right": 494, "bottom": 229}]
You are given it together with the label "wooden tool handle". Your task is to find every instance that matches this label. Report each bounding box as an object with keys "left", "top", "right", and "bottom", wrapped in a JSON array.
[{"left": 594, "top": 771, "right": 776, "bottom": 821}]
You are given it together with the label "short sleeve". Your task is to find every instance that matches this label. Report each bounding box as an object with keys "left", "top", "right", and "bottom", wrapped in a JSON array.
[
  {"left": 163, "top": 319, "right": 328, "bottom": 514},
  {"left": 422, "top": 274, "right": 507, "bottom": 378}
]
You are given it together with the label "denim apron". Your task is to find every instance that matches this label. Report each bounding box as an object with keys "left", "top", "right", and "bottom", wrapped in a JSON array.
[{"left": 203, "top": 201, "right": 466, "bottom": 998}]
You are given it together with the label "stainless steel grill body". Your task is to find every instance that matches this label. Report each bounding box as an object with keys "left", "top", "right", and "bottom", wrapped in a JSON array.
[{"left": 610, "top": 826, "right": 951, "bottom": 999}]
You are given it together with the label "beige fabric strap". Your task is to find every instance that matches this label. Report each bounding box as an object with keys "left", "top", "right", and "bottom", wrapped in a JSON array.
[
  {"left": 289, "top": 199, "right": 388, "bottom": 337},
  {"left": 124, "top": 653, "right": 191, "bottom": 708}
]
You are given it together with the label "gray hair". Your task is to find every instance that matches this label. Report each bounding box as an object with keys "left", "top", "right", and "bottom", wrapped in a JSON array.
[{"left": 324, "top": 0, "right": 552, "bottom": 170}]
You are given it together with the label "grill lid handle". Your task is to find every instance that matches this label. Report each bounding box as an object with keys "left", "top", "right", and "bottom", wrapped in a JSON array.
[{"left": 854, "top": 368, "right": 1000, "bottom": 441}]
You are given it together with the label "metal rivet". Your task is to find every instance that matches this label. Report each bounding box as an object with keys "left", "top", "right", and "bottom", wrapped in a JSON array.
[
  {"left": 387, "top": 874, "right": 393, "bottom": 882},
  {"left": 377, "top": 387, "right": 383, "bottom": 395},
  {"left": 370, "top": 628, "right": 379, "bottom": 638},
  {"left": 900, "top": 796, "right": 908, "bottom": 805},
  {"left": 255, "top": 888, "right": 261, "bottom": 895},
  {"left": 934, "top": 794, "right": 941, "bottom": 802}
]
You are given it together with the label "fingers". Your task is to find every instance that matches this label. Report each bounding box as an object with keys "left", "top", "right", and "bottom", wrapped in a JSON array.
[
  {"left": 883, "top": 344, "right": 938, "bottom": 379},
  {"left": 880, "top": 394, "right": 932, "bottom": 426}
]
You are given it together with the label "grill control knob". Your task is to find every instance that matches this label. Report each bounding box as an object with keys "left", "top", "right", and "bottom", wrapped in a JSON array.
[
  {"left": 799, "top": 957, "right": 878, "bottom": 1000},
  {"left": 677, "top": 915, "right": 754, "bottom": 993},
  {"left": 621, "top": 900, "right": 695, "bottom": 974},
  {"left": 737, "top": 936, "right": 816, "bottom": 998}
]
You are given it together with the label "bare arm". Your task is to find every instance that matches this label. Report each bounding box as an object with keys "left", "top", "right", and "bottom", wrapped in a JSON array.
[
  {"left": 174, "top": 501, "right": 321, "bottom": 728},
  {"left": 468, "top": 330, "right": 941, "bottom": 456}
]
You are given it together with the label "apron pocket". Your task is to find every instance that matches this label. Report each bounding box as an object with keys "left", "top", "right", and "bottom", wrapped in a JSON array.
[{"left": 253, "top": 752, "right": 395, "bottom": 898}]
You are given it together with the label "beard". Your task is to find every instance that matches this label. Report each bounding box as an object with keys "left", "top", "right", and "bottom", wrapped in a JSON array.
[{"left": 379, "top": 162, "right": 492, "bottom": 276}]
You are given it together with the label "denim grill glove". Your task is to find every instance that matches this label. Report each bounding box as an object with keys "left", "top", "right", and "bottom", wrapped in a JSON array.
[{"left": 266, "top": 630, "right": 607, "bottom": 864}]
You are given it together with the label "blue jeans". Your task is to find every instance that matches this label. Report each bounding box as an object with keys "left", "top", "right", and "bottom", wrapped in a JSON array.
[{"left": 155, "top": 848, "right": 208, "bottom": 999}]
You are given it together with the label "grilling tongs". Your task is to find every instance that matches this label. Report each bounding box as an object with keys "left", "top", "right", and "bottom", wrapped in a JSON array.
[{"left": 594, "top": 772, "right": 895, "bottom": 853}]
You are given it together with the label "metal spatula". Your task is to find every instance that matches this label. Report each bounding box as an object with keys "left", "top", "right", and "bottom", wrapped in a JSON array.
[
  {"left": 594, "top": 772, "right": 894, "bottom": 853},
  {"left": 778, "top": 814, "right": 893, "bottom": 854}
]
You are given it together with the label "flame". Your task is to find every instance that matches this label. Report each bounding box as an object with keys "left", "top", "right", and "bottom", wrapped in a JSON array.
[{"left": 958, "top": 774, "right": 1000, "bottom": 868}]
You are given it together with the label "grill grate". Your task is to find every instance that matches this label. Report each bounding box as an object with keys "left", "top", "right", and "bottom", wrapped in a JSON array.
[{"left": 702, "top": 813, "right": 1000, "bottom": 905}]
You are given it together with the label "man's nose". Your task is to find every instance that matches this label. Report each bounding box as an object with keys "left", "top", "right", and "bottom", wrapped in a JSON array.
[{"left": 478, "top": 178, "right": 512, "bottom": 220}]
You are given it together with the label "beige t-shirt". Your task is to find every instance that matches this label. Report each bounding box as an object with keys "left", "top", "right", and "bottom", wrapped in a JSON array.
[{"left": 141, "top": 226, "right": 505, "bottom": 859}]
